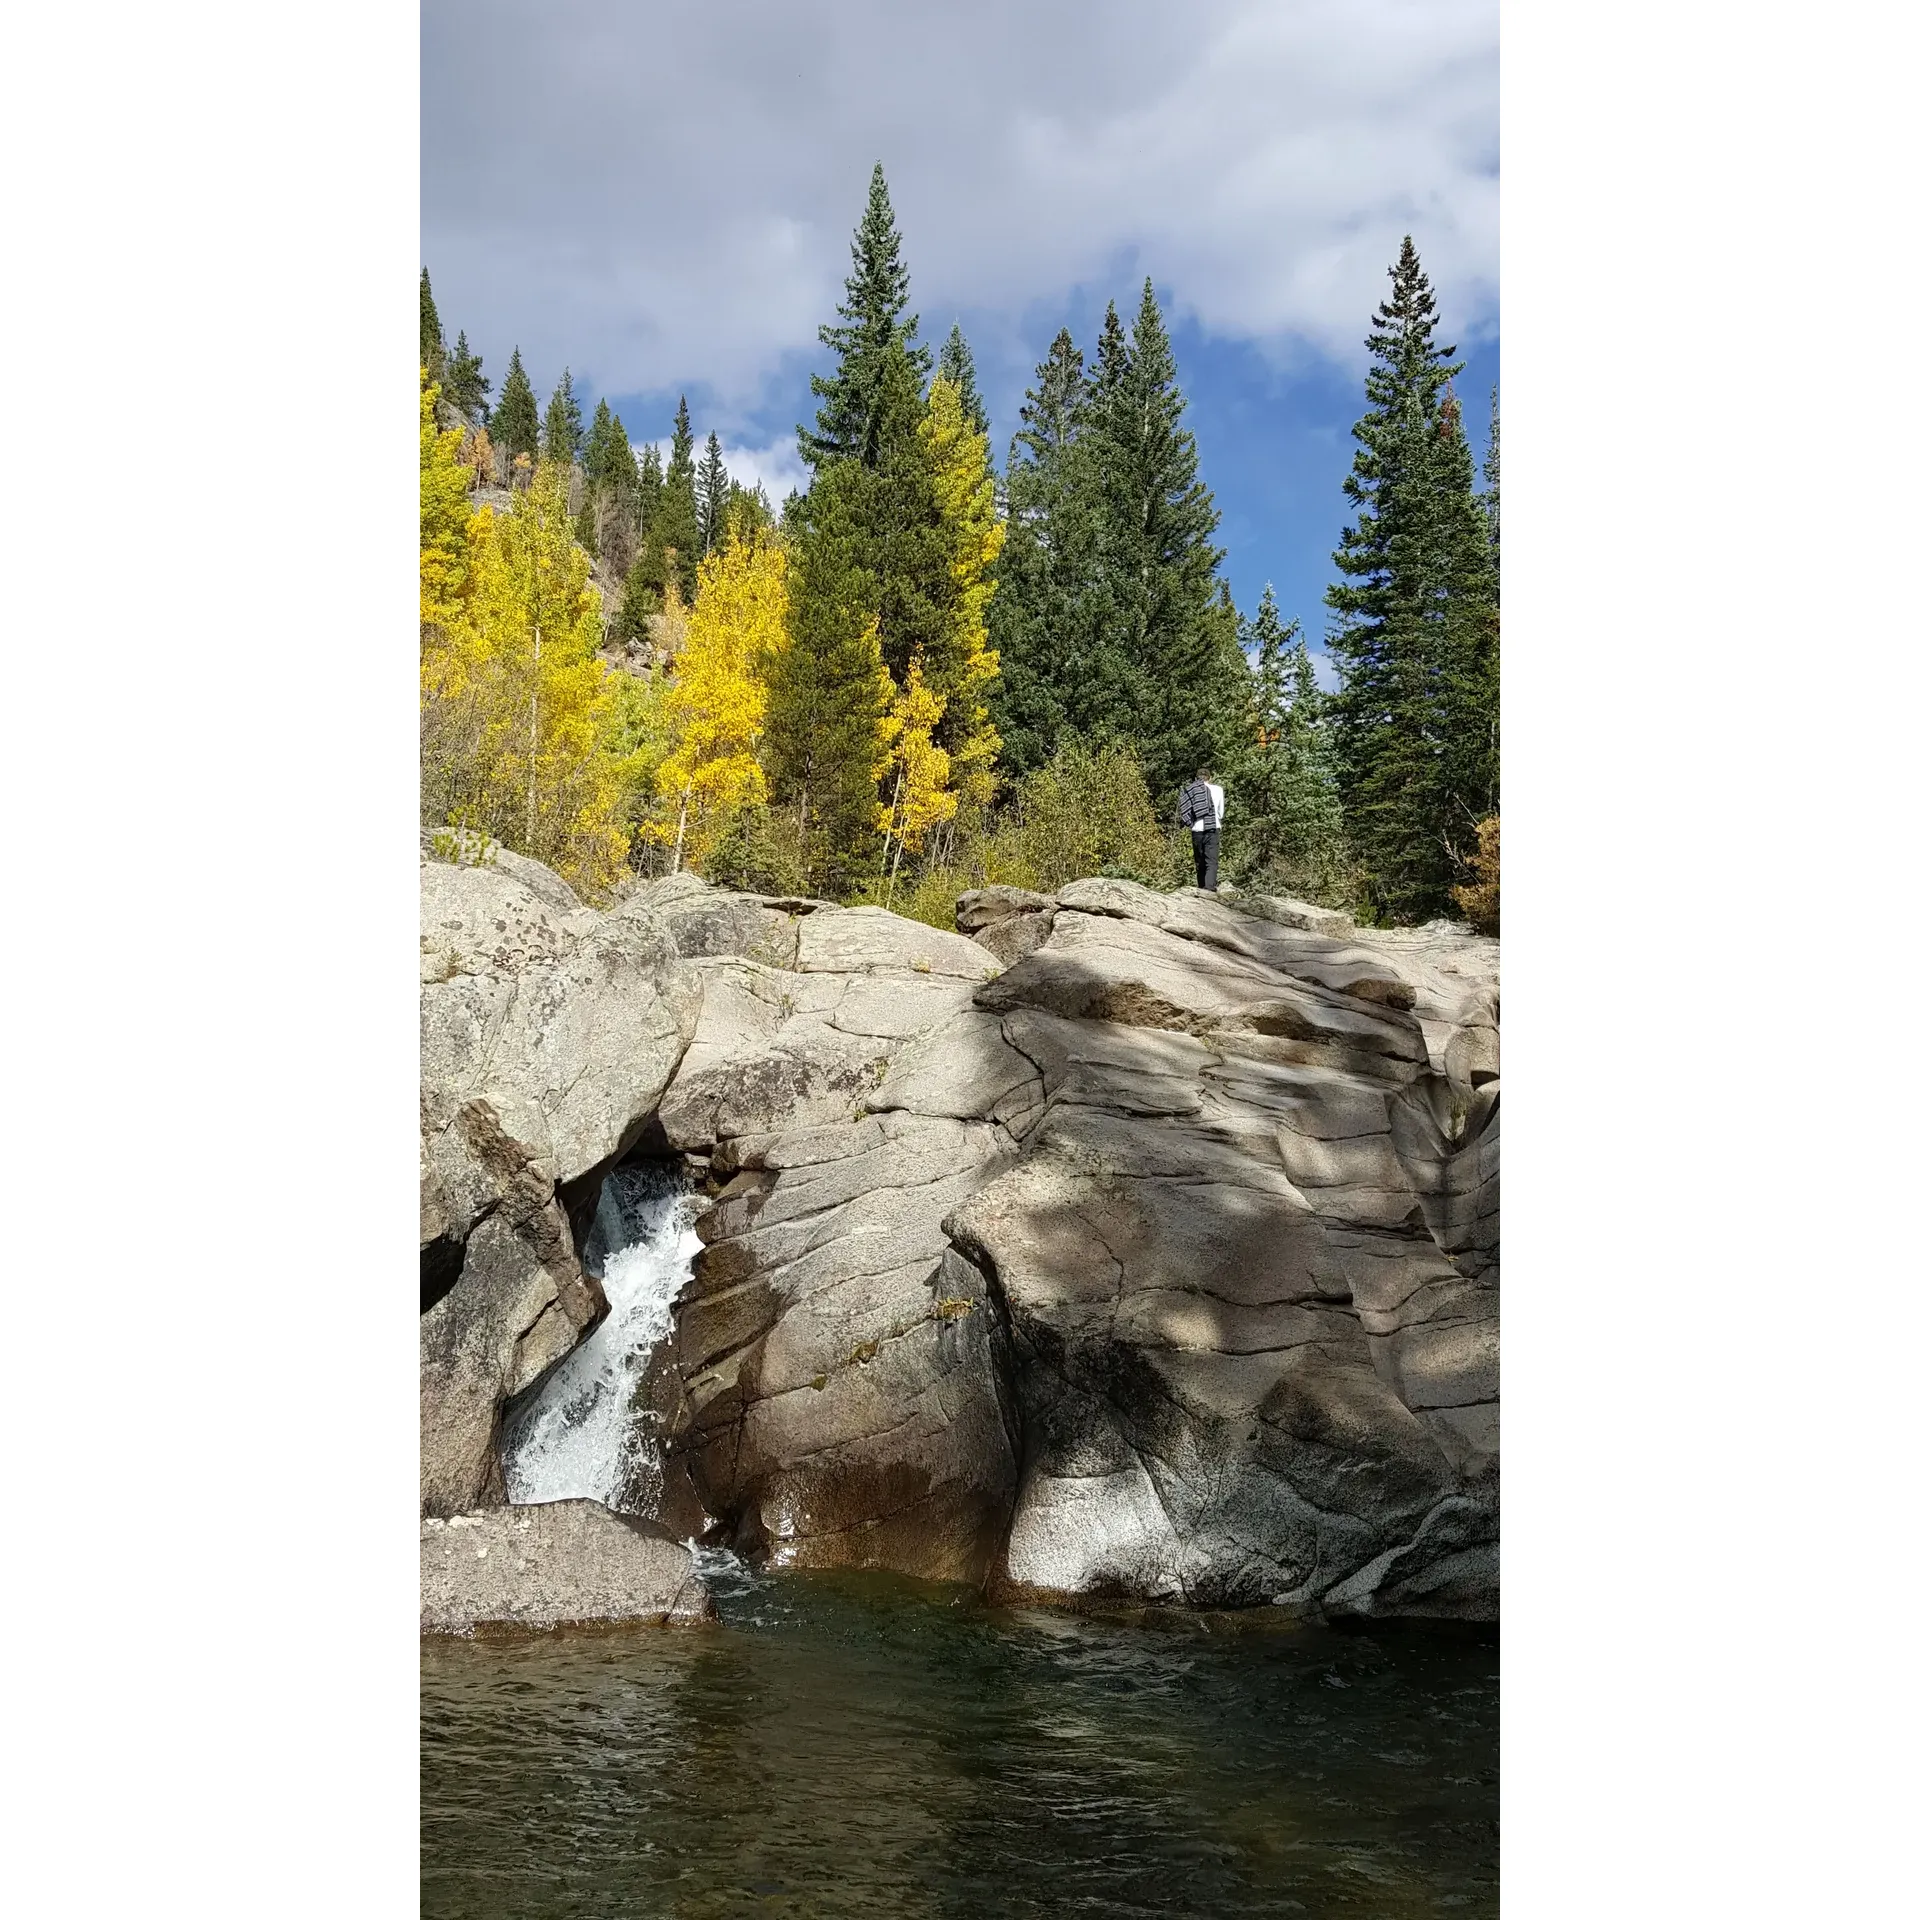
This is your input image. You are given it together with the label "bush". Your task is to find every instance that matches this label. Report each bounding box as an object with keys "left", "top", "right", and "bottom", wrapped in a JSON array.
[
  {"left": 875, "top": 737, "right": 1178, "bottom": 930},
  {"left": 1005, "top": 738, "right": 1179, "bottom": 892}
]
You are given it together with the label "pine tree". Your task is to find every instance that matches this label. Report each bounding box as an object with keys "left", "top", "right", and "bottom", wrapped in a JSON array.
[
  {"left": 445, "top": 330, "right": 489, "bottom": 422},
  {"left": 654, "top": 396, "right": 700, "bottom": 604},
  {"left": 991, "top": 327, "right": 1100, "bottom": 773},
  {"left": 493, "top": 348, "right": 539, "bottom": 473},
  {"left": 1235, "top": 586, "right": 1345, "bottom": 892},
  {"left": 696, "top": 431, "right": 729, "bottom": 558},
  {"left": 637, "top": 440, "right": 664, "bottom": 542},
  {"left": 542, "top": 369, "right": 583, "bottom": 468},
  {"left": 765, "top": 470, "right": 898, "bottom": 896},
  {"left": 1087, "top": 280, "right": 1244, "bottom": 797},
  {"left": 1325, "top": 237, "right": 1497, "bottom": 921},
  {"left": 420, "top": 269, "right": 446, "bottom": 385},
  {"left": 581, "top": 399, "right": 619, "bottom": 494},
  {"left": 937, "top": 323, "right": 990, "bottom": 444},
  {"left": 799, "top": 163, "right": 931, "bottom": 470}
]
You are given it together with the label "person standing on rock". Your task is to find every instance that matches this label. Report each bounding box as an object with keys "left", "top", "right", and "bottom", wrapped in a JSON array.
[{"left": 1175, "top": 767, "right": 1225, "bottom": 890}]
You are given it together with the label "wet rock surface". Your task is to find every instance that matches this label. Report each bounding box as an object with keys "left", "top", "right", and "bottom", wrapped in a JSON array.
[
  {"left": 420, "top": 1501, "right": 712, "bottom": 1631},
  {"left": 418, "top": 845, "right": 700, "bottom": 1514}
]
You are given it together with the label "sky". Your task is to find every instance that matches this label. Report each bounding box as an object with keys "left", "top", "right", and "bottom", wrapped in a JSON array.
[{"left": 421, "top": 0, "right": 1499, "bottom": 671}]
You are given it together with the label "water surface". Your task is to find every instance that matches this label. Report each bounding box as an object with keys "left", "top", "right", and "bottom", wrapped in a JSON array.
[{"left": 422, "top": 1557, "right": 1497, "bottom": 1917}]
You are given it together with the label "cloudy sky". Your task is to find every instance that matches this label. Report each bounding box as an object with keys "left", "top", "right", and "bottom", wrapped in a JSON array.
[{"left": 422, "top": 0, "right": 1498, "bottom": 659}]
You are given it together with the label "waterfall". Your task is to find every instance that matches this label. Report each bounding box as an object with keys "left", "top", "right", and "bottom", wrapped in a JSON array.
[{"left": 500, "top": 1162, "right": 701, "bottom": 1515}]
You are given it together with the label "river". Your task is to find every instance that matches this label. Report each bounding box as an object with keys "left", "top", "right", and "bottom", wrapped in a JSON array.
[
  {"left": 422, "top": 1554, "right": 1497, "bottom": 1916},
  {"left": 429, "top": 1160, "right": 1497, "bottom": 1915}
]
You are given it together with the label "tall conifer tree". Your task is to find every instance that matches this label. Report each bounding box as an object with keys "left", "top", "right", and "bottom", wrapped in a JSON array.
[
  {"left": 696, "top": 431, "right": 729, "bottom": 557},
  {"left": 1087, "top": 281, "right": 1243, "bottom": 796},
  {"left": 445, "top": 330, "right": 489, "bottom": 421},
  {"left": 1236, "top": 586, "right": 1345, "bottom": 890},
  {"left": 800, "top": 164, "right": 931, "bottom": 470},
  {"left": 636, "top": 441, "right": 664, "bottom": 545},
  {"left": 493, "top": 348, "right": 539, "bottom": 472},
  {"left": 656, "top": 396, "right": 701, "bottom": 603},
  {"left": 992, "top": 327, "right": 1099, "bottom": 773},
  {"left": 542, "top": 369, "right": 583, "bottom": 468},
  {"left": 1326, "top": 237, "right": 1497, "bottom": 920},
  {"left": 766, "top": 471, "right": 897, "bottom": 895},
  {"left": 420, "top": 269, "right": 446, "bottom": 384},
  {"left": 937, "top": 323, "right": 990, "bottom": 443}
]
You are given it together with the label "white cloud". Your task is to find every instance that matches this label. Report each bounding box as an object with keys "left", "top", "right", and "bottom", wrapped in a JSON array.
[{"left": 424, "top": 0, "right": 1497, "bottom": 407}]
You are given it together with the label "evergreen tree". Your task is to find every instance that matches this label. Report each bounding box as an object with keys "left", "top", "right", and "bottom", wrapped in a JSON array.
[
  {"left": 581, "top": 398, "right": 619, "bottom": 494},
  {"left": 765, "top": 469, "right": 898, "bottom": 896},
  {"left": 1087, "top": 280, "right": 1244, "bottom": 797},
  {"left": 937, "top": 323, "right": 990, "bottom": 443},
  {"left": 420, "top": 268, "right": 446, "bottom": 384},
  {"left": 695, "top": 431, "right": 729, "bottom": 558},
  {"left": 1325, "top": 237, "right": 1497, "bottom": 920},
  {"left": 655, "top": 396, "right": 700, "bottom": 604},
  {"left": 636, "top": 440, "right": 664, "bottom": 546},
  {"left": 493, "top": 348, "right": 539, "bottom": 472},
  {"left": 799, "top": 163, "right": 931, "bottom": 470},
  {"left": 991, "top": 328, "right": 1100, "bottom": 773},
  {"left": 1234, "top": 585, "right": 1345, "bottom": 892},
  {"left": 542, "top": 368, "right": 583, "bottom": 468},
  {"left": 445, "top": 330, "right": 489, "bottom": 422}
]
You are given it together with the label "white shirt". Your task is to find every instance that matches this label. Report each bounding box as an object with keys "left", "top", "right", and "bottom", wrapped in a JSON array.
[{"left": 1193, "top": 781, "right": 1225, "bottom": 831}]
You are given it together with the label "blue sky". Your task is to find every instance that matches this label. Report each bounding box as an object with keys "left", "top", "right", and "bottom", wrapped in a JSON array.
[{"left": 423, "top": 0, "right": 1499, "bottom": 674}]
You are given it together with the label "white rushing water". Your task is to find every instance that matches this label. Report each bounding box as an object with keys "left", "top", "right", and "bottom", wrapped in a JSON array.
[{"left": 500, "top": 1163, "right": 701, "bottom": 1514}]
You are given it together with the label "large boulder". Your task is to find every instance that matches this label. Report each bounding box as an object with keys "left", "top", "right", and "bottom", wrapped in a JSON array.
[
  {"left": 634, "top": 880, "right": 1022, "bottom": 1582},
  {"left": 419, "top": 846, "right": 700, "bottom": 1515},
  {"left": 649, "top": 876, "right": 1498, "bottom": 1620},
  {"left": 420, "top": 1501, "right": 712, "bottom": 1631}
]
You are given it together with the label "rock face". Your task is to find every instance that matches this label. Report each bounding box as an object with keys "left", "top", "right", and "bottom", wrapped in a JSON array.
[
  {"left": 417, "top": 845, "right": 1498, "bottom": 1622},
  {"left": 643, "top": 874, "right": 1499, "bottom": 1620},
  {"left": 419, "top": 846, "right": 700, "bottom": 1514},
  {"left": 640, "top": 887, "right": 1024, "bottom": 1585},
  {"left": 420, "top": 1501, "right": 712, "bottom": 1631}
]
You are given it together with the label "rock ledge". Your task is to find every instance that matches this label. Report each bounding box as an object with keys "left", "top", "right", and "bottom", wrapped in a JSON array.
[{"left": 420, "top": 1500, "right": 712, "bottom": 1632}]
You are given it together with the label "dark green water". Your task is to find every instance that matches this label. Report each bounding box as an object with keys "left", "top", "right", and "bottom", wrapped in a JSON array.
[{"left": 421, "top": 1558, "right": 1497, "bottom": 1918}]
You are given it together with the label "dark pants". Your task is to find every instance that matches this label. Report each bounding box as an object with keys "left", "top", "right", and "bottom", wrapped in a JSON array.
[{"left": 1191, "top": 827, "right": 1219, "bottom": 890}]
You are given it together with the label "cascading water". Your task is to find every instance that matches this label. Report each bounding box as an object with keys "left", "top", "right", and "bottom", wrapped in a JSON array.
[{"left": 500, "top": 1162, "right": 701, "bottom": 1515}]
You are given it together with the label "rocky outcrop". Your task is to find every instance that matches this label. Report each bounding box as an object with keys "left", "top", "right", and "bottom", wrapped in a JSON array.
[
  {"left": 644, "top": 873, "right": 1498, "bottom": 1620},
  {"left": 419, "top": 845, "right": 700, "bottom": 1514},
  {"left": 639, "top": 890, "right": 1025, "bottom": 1584},
  {"left": 420, "top": 1501, "right": 712, "bottom": 1631},
  {"left": 417, "top": 844, "right": 1498, "bottom": 1622}
]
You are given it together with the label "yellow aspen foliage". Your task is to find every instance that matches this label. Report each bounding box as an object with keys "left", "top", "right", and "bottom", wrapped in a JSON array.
[
  {"left": 648, "top": 514, "right": 785, "bottom": 872},
  {"left": 920, "top": 376, "right": 1006, "bottom": 815},
  {"left": 420, "top": 459, "right": 635, "bottom": 896},
  {"left": 420, "top": 368, "right": 474, "bottom": 630},
  {"left": 464, "top": 424, "right": 496, "bottom": 487},
  {"left": 879, "top": 657, "right": 957, "bottom": 882},
  {"left": 1452, "top": 813, "right": 1499, "bottom": 934}
]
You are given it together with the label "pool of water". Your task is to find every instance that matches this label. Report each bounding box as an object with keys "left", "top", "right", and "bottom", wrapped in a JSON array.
[{"left": 422, "top": 1556, "right": 1498, "bottom": 1917}]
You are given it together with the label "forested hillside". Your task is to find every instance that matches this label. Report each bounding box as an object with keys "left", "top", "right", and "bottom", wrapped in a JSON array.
[{"left": 418, "top": 167, "right": 1499, "bottom": 927}]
